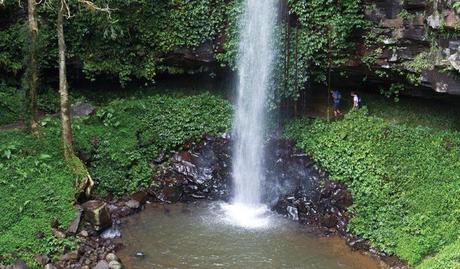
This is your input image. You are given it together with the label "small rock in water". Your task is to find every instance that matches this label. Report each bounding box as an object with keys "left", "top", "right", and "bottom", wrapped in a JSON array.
[
  {"left": 108, "top": 261, "right": 122, "bottom": 269},
  {"left": 101, "top": 227, "right": 121, "bottom": 239},
  {"left": 125, "top": 199, "right": 140, "bottom": 209},
  {"left": 287, "top": 206, "right": 299, "bottom": 221},
  {"left": 135, "top": 252, "right": 145, "bottom": 258},
  {"left": 105, "top": 253, "right": 119, "bottom": 263},
  {"left": 94, "top": 260, "right": 109, "bottom": 269}
]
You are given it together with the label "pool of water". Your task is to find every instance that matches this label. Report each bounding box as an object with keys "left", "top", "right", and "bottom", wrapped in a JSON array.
[{"left": 117, "top": 203, "right": 383, "bottom": 269}]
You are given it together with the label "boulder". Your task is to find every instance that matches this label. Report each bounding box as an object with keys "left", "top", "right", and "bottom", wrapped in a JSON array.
[
  {"left": 125, "top": 199, "right": 140, "bottom": 210},
  {"left": 108, "top": 261, "right": 122, "bottom": 269},
  {"left": 105, "top": 253, "right": 119, "bottom": 263},
  {"left": 66, "top": 208, "right": 83, "bottom": 235},
  {"left": 82, "top": 200, "right": 112, "bottom": 232},
  {"left": 93, "top": 260, "right": 109, "bottom": 269},
  {"left": 34, "top": 255, "right": 50, "bottom": 266},
  {"left": 71, "top": 102, "right": 95, "bottom": 118},
  {"left": 61, "top": 250, "right": 79, "bottom": 262},
  {"left": 11, "top": 260, "right": 28, "bottom": 269},
  {"left": 130, "top": 190, "right": 149, "bottom": 205}
]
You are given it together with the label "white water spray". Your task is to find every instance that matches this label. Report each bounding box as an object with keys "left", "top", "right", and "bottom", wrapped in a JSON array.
[{"left": 223, "top": 0, "right": 278, "bottom": 229}]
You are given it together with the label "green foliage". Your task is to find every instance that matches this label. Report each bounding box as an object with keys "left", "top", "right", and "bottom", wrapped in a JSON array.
[
  {"left": 0, "top": 129, "right": 76, "bottom": 267},
  {"left": 454, "top": 2, "right": 460, "bottom": 13},
  {"left": 418, "top": 239, "right": 460, "bottom": 269},
  {"left": 284, "top": 109, "right": 460, "bottom": 267},
  {"left": 363, "top": 93, "right": 460, "bottom": 131},
  {"left": 74, "top": 93, "right": 232, "bottom": 196},
  {"left": 0, "top": 92, "right": 231, "bottom": 266},
  {"left": 0, "top": 0, "right": 239, "bottom": 84},
  {"left": 0, "top": 82, "right": 25, "bottom": 125},
  {"left": 380, "top": 83, "right": 405, "bottom": 102},
  {"left": 0, "top": 13, "right": 24, "bottom": 75},
  {"left": 271, "top": 0, "right": 368, "bottom": 103}
]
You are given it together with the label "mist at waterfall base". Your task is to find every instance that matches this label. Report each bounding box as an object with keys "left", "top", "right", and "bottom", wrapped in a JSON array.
[{"left": 221, "top": 0, "right": 278, "bottom": 229}]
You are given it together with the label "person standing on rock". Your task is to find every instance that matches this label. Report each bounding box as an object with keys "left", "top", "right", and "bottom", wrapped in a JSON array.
[{"left": 331, "top": 90, "right": 342, "bottom": 117}]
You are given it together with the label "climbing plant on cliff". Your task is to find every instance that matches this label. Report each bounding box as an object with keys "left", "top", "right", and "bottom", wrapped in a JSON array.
[
  {"left": 271, "top": 0, "right": 368, "bottom": 103},
  {"left": 0, "top": 0, "right": 240, "bottom": 85}
]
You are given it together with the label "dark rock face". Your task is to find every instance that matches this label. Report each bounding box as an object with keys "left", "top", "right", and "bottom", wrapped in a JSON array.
[
  {"left": 152, "top": 137, "right": 354, "bottom": 237},
  {"left": 352, "top": 0, "right": 460, "bottom": 96},
  {"left": 162, "top": 41, "right": 216, "bottom": 73},
  {"left": 153, "top": 135, "right": 232, "bottom": 202}
]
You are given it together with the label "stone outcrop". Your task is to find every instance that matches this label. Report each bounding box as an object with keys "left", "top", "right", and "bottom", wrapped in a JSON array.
[{"left": 360, "top": 0, "right": 459, "bottom": 96}]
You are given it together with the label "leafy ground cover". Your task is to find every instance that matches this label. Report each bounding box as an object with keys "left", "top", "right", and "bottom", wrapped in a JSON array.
[
  {"left": 0, "top": 92, "right": 231, "bottom": 266},
  {"left": 0, "top": 128, "right": 77, "bottom": 267},
  {"left": 284, "top": 109, "right": 460, "bottom": 268},
  {"left": 363, "top": 93, "right": 460, "bottom": 131}
]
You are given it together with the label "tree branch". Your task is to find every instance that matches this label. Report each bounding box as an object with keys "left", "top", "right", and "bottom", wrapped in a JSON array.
[{"left": 77, "top": 0, "right": 114, "bottom": 17}]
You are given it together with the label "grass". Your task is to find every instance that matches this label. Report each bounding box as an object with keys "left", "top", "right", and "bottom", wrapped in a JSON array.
[{"left": 284, "top": 109, "right": 460, "bottom": 268}]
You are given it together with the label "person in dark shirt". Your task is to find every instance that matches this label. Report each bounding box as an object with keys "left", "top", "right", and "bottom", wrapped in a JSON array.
[{"left": 331, "top": 90, "right": 342, "bottom": 117}]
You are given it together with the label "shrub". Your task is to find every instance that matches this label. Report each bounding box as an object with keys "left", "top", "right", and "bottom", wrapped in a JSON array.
[
  {"left": 74, "top": 92, "right": 232, "bottom": 196},
  {"left": 284, "top": 109, "right": 460, "bottom": 267}
]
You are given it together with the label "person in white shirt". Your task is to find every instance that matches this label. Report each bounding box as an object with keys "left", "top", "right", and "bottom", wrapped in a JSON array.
[{"left": 351, "top": 91, "right": 360, "bottom": 108}]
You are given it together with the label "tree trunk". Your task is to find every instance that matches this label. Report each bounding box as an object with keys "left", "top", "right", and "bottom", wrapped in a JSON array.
[
  {"left": 57, "top": 0, "right": 74, "bottom": 160},
  {"left": 28, "top": 0, "right": 40, "bottom": 137}
]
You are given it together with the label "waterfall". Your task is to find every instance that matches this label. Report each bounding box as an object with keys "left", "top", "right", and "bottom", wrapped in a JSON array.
[{"left": 223, "top": 0, "right": 278, "bottom": 228}]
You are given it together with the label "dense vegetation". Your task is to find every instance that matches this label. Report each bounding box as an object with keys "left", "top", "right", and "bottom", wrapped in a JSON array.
[
  {"left": 0, "top": 93, "right": 231, "bottom": 266},
  {"left": 1, "top": 0, "right": 459, "bottom": 268},
  {"left": 284, "top": 109, "right": 460, "bottom": 268},
  {"left": 0, "top": 128, "right": 77, "bottom": 266},
  {"left": 0, "top": 0, "right": 371, "bottom": 107}
]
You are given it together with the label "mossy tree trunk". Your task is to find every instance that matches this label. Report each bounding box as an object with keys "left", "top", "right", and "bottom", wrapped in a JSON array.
[
  {"left": 57, "top": 0, "right": 74, "bottom": 160},
  {"left": 27, "top": 0, "right": 40, "bottom": 137}
]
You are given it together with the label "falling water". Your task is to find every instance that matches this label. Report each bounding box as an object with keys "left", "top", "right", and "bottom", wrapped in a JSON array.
[{"left": 223, "top": 0, "right": 278, "bottom": 228}]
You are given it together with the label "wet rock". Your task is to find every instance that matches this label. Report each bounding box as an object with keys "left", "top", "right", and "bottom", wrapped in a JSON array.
[
  {"left": 52, "top": 228, "right": 66, "bottom": 239},
  {"left": 135, "top": 252, "right": 145, "bottom": 258},
  {"left": 94, "top": 260, "right": 109, "bottom": 269},
  {"left": 66, "top": 208, "right": 83, "bottom": 235},
  {"left": 131, "top": 190, "right": 149, "bottom": 205},
  {"left": 348, "top": 238, "right": 370, "bottom": 251},
  {"left": 320, "top": 214, "right": 338, "bottom": 228},
  {"left": 105, "top": 253, "right": 119, "bottom": 263},
  {"left": 80, "top": 230, "right": 89, "bottom": 237},
  {"left": 82, "top": 200, "right": 112, "bottom": 232},
  {"left": 125, "top": 199, "right": 140, "bottom": 209},
  {"left": 61, "top": 251, "right": 79, "bottom": 262},
  {"left": 108, "top": 261, "right": 122, "bottom": 269},
  {"left": 44, "top": 264, "right": 57, "bottom": 269},
  {"left": 34, "top": 254, "right": 50, "bottom": 266},
  {"left": 100, "top": 227, "right": 121, "bottom": 239},
  {"left": 286, "top": 206, "right": 299, "bottom": 221},
  {"left": 12, "top": 260, "right": 28, "bottom": 269}
]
